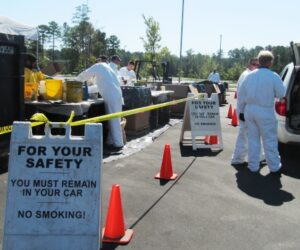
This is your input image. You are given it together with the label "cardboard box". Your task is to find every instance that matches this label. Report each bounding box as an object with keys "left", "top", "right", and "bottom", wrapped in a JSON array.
[
  {"left": 125, "top": 111, "right": 150, "bottom": 134},
  {"left": 162, "top": 84, "right": 190, "bottom": 98}
]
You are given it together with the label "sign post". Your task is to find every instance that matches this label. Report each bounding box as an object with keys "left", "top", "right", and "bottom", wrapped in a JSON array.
[
  {"left": 3, "top": 122, "right": 102, "bottom": 250},
  {"left": 180, "top": 93, "right": 223, "bottom": 151}
]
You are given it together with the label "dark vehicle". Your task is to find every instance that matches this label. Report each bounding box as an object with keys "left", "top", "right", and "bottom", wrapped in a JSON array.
[{"left": 275, "top": 42, "right": 300, "bottom": 145}]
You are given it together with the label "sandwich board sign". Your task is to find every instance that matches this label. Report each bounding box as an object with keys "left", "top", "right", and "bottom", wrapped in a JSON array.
[
  {"left": 3, "top": 122, "right": 102, "bottom": 250},
  {"left": 180, "top": 93, "right": 223, "bottom": 151}
]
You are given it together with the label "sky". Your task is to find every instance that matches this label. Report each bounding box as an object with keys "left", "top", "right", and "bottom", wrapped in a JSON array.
[{"left": 2, "top": 0, "right": 300, "bottom": 57}]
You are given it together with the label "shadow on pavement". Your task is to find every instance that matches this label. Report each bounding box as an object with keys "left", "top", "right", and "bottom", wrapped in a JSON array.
[
  {"left": 101, "top": 243, "right": 120, "bottom": 250},
  {"left": 280, "top": 144, "right": 300, "bottom": 179},
  {"left": 233, "top": 165, "right": 294, "bottom": 206},
  {"left": 179, "top": 143, "right": 222, "bottom": 157},
  {"left": 159, "top": 179, "right": 170, "bottom": 186}
]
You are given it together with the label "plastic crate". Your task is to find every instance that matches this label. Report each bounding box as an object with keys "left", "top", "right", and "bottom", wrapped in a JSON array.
[{"left": 121, "top": 86, "right": 152, "bottom": 110}]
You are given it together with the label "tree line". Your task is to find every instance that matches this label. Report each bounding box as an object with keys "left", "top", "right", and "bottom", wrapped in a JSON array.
[{"left": 26, "top": 4, "right": 293, "bottom": 81}]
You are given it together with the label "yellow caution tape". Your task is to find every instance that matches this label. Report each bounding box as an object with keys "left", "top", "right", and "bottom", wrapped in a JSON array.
[
  {"left": 0, "top": 121, "right": 45, "bottom": 135},
  {"left": 0, "top": 125, "right": 13, "bottom": 135},
  {"left": 0, "top": 93, "right": 204, "bottom": 135},
  {"left": 66, "top": 111, "right": 75, "bottom": 124},
  {"left": 70, "top": 94, "right": 203, "bottom": 126},
  {"left": 30, "top": 113, "right": 50, "bottom": 123}
]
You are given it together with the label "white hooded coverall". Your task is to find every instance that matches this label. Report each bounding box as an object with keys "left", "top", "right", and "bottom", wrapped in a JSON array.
[
  {"left": 208, "top": 71, "right": 221, "bottom": 83},
  {"left": 109, "top": 62, "right": 119, "bottom": 75},
  {"left": 238, "top": 67, "right": 284, "bottom": 172},
  {"left": 77, "top": 63, "right": 124, "bottom": 147},
  {"left": 231, "top": 69, "right": 250, "bottom": 163},
  {"left": 232, "top": 69, "right": 265, "bottom": 163},
  {"left": 118, "top": 66, "right": 137, "bottom": 86}
]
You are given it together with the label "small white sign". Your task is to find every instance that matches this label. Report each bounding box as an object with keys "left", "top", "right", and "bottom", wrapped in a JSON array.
[
  {"left": 4, "top": 122, "right": 102, "bottom": 250},
  {"left": 189, "top": 93, "right": 223, "bottom": 150},
  {"left": 190, "top": 94, "right": 220, "bottom": 132}
]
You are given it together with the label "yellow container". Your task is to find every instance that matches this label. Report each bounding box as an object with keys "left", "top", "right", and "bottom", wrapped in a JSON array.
[
  {"left": 24, "top": 82, "right": 38, "bottom": 101},
  {"left": 66, "top": 81, "right": 83, "bottom": 103},
  {"left": 45, "top": 79, "right": 63, "bottom": 100}
]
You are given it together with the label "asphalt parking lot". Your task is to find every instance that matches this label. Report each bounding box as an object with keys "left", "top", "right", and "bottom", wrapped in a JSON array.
[{"left": 1, "top": 92, "right": 300, "bottom": 250}]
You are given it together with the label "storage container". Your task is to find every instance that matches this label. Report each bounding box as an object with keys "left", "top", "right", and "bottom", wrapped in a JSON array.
[
  {"left": 66, "top": 81, "right": 83, "bottom": 103},
  {"left": 121, "top": 86, "right": 152, "bottom": 110},
  {"left": 24, "top": 82, "right": 38, "bottom": 101},
  {"left": 0, "top": 33, "right": 25, "bottom": 163},
  {"left": 150, "top": 91, "right": 173, "bottom": 129},
  {"left": 45, "top": 79, "right": 63, "bottom": 100}
]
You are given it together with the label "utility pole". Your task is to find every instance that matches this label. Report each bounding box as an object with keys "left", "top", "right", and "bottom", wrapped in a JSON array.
[
  {"left": 219, "top": 34, "right": 222, "bottom": 62},
  {"left": 178, "top": 0, "right": 185, "bottom": 83}
]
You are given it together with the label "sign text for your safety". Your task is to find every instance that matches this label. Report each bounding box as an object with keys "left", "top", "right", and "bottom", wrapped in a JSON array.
[
  {"left": 191, "top": 100, "right": 216, "bottom": 109},
  {"left": 17, "top": 145, "right": 92, "bottom": 169}
]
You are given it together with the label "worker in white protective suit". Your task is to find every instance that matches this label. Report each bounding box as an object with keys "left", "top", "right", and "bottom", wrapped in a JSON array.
[
  {"left": 109, "top": 55, "right": 121, "bottom": 75},
  {"left": 238, "top": 50, "right": 285, "bottom": 173},
  {"left": 208, "top": 69, "right": 221, "bottom": 83},
  {"left": 119, "top": 60, "right": 137, "bottom": 86},
  {"left": 231, "top": 57, "right": 261, "bottom": 165},
  {"left": 77, "top": 62, "right": 124, "bottom": 151}
]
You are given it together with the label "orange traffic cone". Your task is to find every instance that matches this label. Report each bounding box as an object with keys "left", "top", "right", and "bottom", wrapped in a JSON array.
[
  {"left": 155, "top": 144, "right": 178, "bottom": 180},
  {"left": 102, "top": 184, "right": 134, "bottom": 244},
  {"left": 227, "top": 104, "right": 233, "bottom": 118},
  {"left": 230, "top": 109, "right": 238, "bottom": 127},
  {"left": 234, "top": 91, "right": 237, "bottom": 99}
]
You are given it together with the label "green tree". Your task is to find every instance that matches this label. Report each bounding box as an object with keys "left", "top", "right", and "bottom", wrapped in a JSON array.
[
  {"left": 47, "top": 21, "right": 61, "bottom": 62},
  {"left": 140, "top": 15, "right": 161, "bottom": 61},
  {"left": 61, "top": 22, "right": 71, "bottom": 48},
  {"left": 270, "top": 45, "right": 292, "bottom": 73},
  {"left": 60, "top": 47, "right": 80, "bottom": 73},
  {"left": 106, "top": 35, "right": 120, "bottom": 56},
  {"left": 91, "top": 29, "right": 107, "bottom": 61},
  {"left": 71, "top": 4, "right": 93, "bottom": 68},
  {"left": 72, "top": 4, "right": 90, "bottom": 24},
  {"left": 38, "top": 25, "right": 50, "bottom": 60},
  {"left": 30, "top": 3, "right": 295, "bottom": 78},
  {"left": 60, "top": 22, "right": 79, "bottom": 71}
]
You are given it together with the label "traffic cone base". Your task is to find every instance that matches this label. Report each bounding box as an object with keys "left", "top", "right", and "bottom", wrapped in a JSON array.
[
  {"left": 155, "top": 172, "right": 178, "bottom": 180},
  {"left": 228, "top": 121, "right": 238, "bottom": 127},
  {"left": 229, "top": 122, "right": 238, "bottom": 127},
  {"left": 209, "top": 135, "right": 218, "bottom": 144},
  {"left": 102, "top": 228, "right": 134, "bottom": 244},
  {"left": 204, "top": 135, "right": 218, "bottom": 145}
]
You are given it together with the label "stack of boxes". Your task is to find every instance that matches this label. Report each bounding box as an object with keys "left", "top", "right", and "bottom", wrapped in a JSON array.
[
  {"left": 162, "top": 84, "right": 190, "bottom": 117},
  {"left": 121, "top": 86, "right": 152, "bottom": 135}
]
